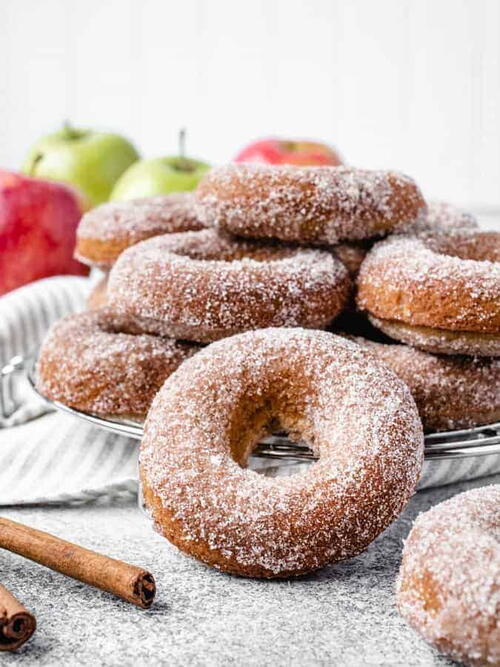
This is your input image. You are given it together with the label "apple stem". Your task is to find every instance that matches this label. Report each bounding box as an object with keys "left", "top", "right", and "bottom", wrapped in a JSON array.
[
  {"left": 27, "top": 153, "right": 43, "bottom": 176},
  {"left": 179, "top": 128, "right": 187, "bottom": 158},
  {"left": 63, "top": 120, "right": 74, "bottom": 137},
  {"left": 62, "top": 120, "right": 83, "bottom": 140},
  {"left": 178, "top": 128, "right": 191, "bottom": 171}
]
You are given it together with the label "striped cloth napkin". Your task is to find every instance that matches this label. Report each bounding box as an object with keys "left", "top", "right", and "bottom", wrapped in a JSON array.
[{"left": 0, "top": 276, "right": 138, "bottom": 505}]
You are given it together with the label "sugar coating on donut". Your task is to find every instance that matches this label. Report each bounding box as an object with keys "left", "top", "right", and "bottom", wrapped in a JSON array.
[
  {"left": 76, "top": 193, "right": 205, "bottom": 267},
  {"left": 397, "top": 485, "right": 500, "bottom": 666},
  {"left": 195, "top": 164, "right": 427, "bottom": 244},
  {"left": 36, "top": 311, "right": 199, "bottom": 418},
  {"left": 140, "top": 328, "right": 423, "bottom": 577},
  {"left": 78, "top": 193, "right": 204, "bottom": 242},
  {"left": 424, "top": 201, "right": 478, "bottom": 231},
  {"left": 351, "top": 335, "right": 500, "bottom": 430},
  {"left": 106, "top": 229, "right": 351, "bottom": 342},
  {"left": 399, "top": 200, "right": 478, "bottom": 235},
  {"left": 357, "top": 232, "right": 500, "bottom": 333},
  {"left": 331, "top": 202, "right": 476, "bottom": 279}
]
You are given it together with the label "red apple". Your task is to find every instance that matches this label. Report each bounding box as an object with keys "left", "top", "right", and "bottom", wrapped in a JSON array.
[
  {"left": 0, "top": 170, "right": 88, "bottom": 296},
  {"left": 234, "top": 137, "right": 343, "bottom": 166}
]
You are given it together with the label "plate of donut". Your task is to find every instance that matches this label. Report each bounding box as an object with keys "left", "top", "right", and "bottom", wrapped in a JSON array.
[{"left": 33, "top": 165, "right": 500, "bottom": 495}]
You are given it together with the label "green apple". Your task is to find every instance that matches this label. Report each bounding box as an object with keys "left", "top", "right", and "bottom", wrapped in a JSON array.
[
  {"left": 22, "top": 124, "right": 140, "bottom": 207},
  {"left": 110, "top": 156, "right": 210, "bottom": 201}
]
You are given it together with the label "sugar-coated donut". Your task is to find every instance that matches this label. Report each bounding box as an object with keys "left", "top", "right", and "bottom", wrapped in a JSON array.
[
  {"left": 86, "top": 274, "right": 108, "bottom": 310},
  {"left": 195, "top": 164, "right": 427, "bottom": 245},
  {"left": 76, "top": 193, "right": 205, "bottom": 268},
  {"left": 105, "top": 228, "right": 351, "bottom": 343},
  {"left": 357, "top": 231, "right": 500, "bottom": 356},
  {"left": 350, "top": 336, "right": 500, "bottom": 431},
  {"left": 397, "top": 485, "right": 500, "bottom": 666},
  {"left": 140, "top": 328, "right": 424, "bottom": 578},
  {"left": 36, "top": 311, "right": 199, "bottom": 418}
]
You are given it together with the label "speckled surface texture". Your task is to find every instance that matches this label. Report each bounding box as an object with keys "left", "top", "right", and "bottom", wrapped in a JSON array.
[{"left": 2, "top": 474, "right": 498, "bottom": 666}]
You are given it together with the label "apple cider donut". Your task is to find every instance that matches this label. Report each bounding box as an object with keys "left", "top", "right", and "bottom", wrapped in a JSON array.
[
  {"left": 140, "top": 328, "right": 424, "bottom": 578},
  {"left": 397, "top": 485, "right": 500, "bottom": 666},
  {"left": 195, "top": 164, "right": 427, "bottom": 245},
  {"left": 36, "top": 311, "right": 199, "bottom": 419},
  {"left": 76, "top": 192, "right": 205, "bottom": 268},
  {"left": 105, "top": 228, "right": 351, "bottom": 343},
  {"left": 357, "top": 231, "right": 500, "bottom": 356},
  {"left": 351, "top": 336, "right": 500, "bottom": 431}
]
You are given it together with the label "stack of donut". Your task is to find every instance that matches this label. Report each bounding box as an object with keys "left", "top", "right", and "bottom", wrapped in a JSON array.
[
  {"left": 36, "top": 163, "right": 500, "bottom": 662},
  {"left": 38, "top": 163, "right": 500, "bottom": 429}
]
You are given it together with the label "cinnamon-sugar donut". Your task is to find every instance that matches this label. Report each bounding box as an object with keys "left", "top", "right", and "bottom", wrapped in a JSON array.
[
  {"left": 105, "top": 228, "right": 351, "bottom": 343},
  {"left": 357, "top": 231, "right": 500, "bottom": 356},
  {"left": 36, "top": 311, "right": 199, "bottom": 418},
  {"left": 76, "top": 193, "right": 205, "bottom": 268},
  {"left": 397, "top": 485, "right": 500, "bottom": 666},
  {"left": 350, "top": 336, "right": 500, "bottom": 431},
  {"left": 86, "top": 274, "right": 108, "bottom": 310},
  {"left": 195, "top": 164, "right": 427, "bottom": 245},
  {"left": 140, "top": 328, "right": 424, "bottom": 578}
]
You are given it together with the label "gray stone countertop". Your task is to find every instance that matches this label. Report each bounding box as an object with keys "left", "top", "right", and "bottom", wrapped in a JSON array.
[{"left": 2, "top": 473, "right": 497, "bottom": 667}]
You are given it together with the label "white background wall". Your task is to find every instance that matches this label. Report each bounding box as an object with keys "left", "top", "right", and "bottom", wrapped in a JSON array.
[{"left": 1, "top": 0, "right": 499, "bottom": 210}]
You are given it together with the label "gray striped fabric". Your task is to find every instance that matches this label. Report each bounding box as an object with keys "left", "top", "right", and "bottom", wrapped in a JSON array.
[
  {"left": 0, "top": 276, "right": 92, "bottom": 429},
  {"left": 1, "top": 275, "right": 499, "bottom": 505},
  {"left": 0, "top": 275, "right": 138, "bottom": 505},
  {"left": 0, "top": 412, "right": 138, "bottom": 505},
  {"left": 419, "top": 452, "right": 500, "bottom": 489},
  {"left": 0, "top": 275, "right": 90, "bottom": 366}
]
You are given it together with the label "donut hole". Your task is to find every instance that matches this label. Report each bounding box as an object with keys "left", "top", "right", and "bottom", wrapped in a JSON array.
[
  {"left": 171, "top": 242, "right": 298, "bottom": 264},
  {"left": 222, "top": 373, "right": 354, "bottom": 480},
  {"left": 221, "top": 395, "right": 314, "bottom": 477},
  {"left": 225, "top": 397, "right": 313, "bottom": 473},
  {"left": 135, "top": 228, "right": 303, "bottom": 264}
]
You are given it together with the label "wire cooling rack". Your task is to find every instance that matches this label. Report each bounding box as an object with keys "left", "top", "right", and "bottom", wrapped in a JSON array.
[{"left": 20, "top": 356, "right": 500, "bottom": 463}]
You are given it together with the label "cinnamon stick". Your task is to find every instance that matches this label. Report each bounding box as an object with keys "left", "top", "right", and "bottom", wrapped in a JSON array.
[
  {"left": 0, "top": 584, "right": 36, "bottom": 651},
  {"left": 0, "top": 518, "right": 155, "bottom": 609}
]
